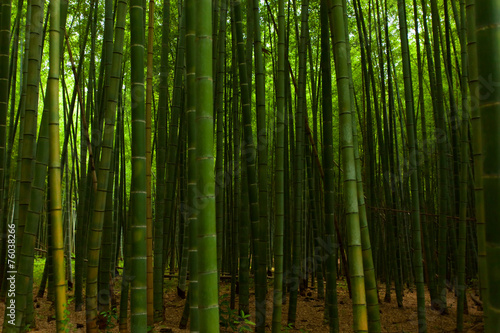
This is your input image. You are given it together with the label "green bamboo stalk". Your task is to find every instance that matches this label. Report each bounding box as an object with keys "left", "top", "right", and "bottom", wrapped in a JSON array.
[
  {"left": 119, "top": 199, "right": 131, "bottom": 332},
  {"left": 396, "top": 0, "right": 426, "bottom": 330},
  {"left": 214, "top": 0, "right": 227, "bottom": 279},
  {"left": 430, "top": 0, "right": 451, "bottom": 313},
  {"left": 145, "top": 0, "right": 154, "bottom": 324},
  {"left": 3, "top": 1, "right": 30, "bottom": 300},
  {"left": 230, "top": 31, "right": 241, "bottom": 311},
  {"left": 352, "top": 0, "right": 376, "bottom": 245},
  {"left": 272, "top": 0, "right": 285, "bottom": 330},
  {"left": 161, "top": 8, "right": 184, "bottom": 274},
  {"left": 476, "top": 1, "right": 500, "bottom": 330},
  {"left": 98, "top": 147, "right": 115, "bottom": 315},
  {"left": 0, "top": 0, "right": 19, "bottom": 292},
  {"left": 97, "top": 0, "right": 114, "bottom": 127},
  {"left": 231, "top": 0, "right": 261, "bottom": 317},
  {"left": 456, "top": 1, "right": 469, "bottom": 330},
  {"left": 320, "top": 0, "right": 339, "bottom": 331},
  {"left": 375, "top": 0, "right": 393, "bottom": 304},
  {"left": 153, "top": 0, "right": 169, "bottom": 320},
  {"left": 466, "top": 0, "right": 488, "bottom": 328},
  {"left": 328, "top": 0, "right": 368, "bottom": 331},
  {"left": 343, "top": 1, "right": 381, "bottom": 330},
  {"left": 85, "top": 0, "right": 127, "bottom": 329},
  {"left": 111, "top": 102, "right": 122, "bottom": 279},
  {"left": 4, "top": 107, "right": 48, "bottom": 332},
  {"left": 351, "top": 73, "right": 381, "bottom": 333},
  {"left": 230, "top": 13, "right": 248, "bottom": 313},
  {"left": 0, "top": 0, "right": 10, "bottom": 251},
  {"left": 129, "top": 0, "right": 147, "bottom": 328},
  {"left": 411, "top": 0, "right": 437, "bottom": 304},
  {"left": 176, "top": 129, "right": 188, "bottom": 298},
  {"left": 195, "top": 0, "right": 219, "bottom": 329},
  {"left": 48, "top": 0, "right": 68, "bottom": 329},
  {"left": 17, "top": 0, "right": 44, "bottom": 260},
  {"left": 382, "top": 0, "right": 403, "bottom": 307},
  {"left": 288, "top": 0, "right": 308, "bottom": 325},
  {"left": 252, "top": 0, "right": 268, "bottom": 328},
  {"left": 184, "top": 1, "right": 199, "bottom": 328},
  {"left": 73, "top": 0, "right": 94, "bottom": 312}
]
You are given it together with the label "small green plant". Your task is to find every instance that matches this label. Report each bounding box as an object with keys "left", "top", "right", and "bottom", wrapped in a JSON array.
[
  {"left": 219, "top": 294, "right": 256, "bottom": 332},
  {"left": 219, "top": 294, "right": 239, "bottom": 331},
  {"left": 62, "top": 298, "right": 74, "bottom": 332},
  {"left": 235, "top": 310, "right": 255, "bottom": 332},
  {"left": 282, "top": 323, "right": 310, "bottom": 332},
  {"left": 100, "top": 307, "right": 118, "bottom": 333}
]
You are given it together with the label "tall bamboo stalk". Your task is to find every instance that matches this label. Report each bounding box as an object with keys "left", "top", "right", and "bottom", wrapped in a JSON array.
[
  {"left": 456, "top": 0, "right": 469, "bottom": 330},
  {"left": 0, "top": 0, "right": 10, "bottom": 253},
  {"left": 17, "top": 0, "right": 44, "bottom": 260},
  {"left": 231, "top": 0, "right": 261, "bottom": 317},
  {"left": 85, "top": 0, "right": 127, "bottom": 328},
  {"left": 430, "top": 0, "right": 451, "bottom": 313},
  {"left": 272, "top": 0, "right": 285, "bottom": 330},
  {"left": 153, "top": 0, "right": 170, "bottom": 320},
  {"left": 288, "top": 0, "right": 308, "bottom": 324},
  {"left": 195, "top": 0, "right": 219, "bottom": 329},
  {"left": 476, "top": 1, "right": 500, "bottom": 329},
  {"left": 320, "top": 0, "right": 338, "bottom": 331},
  {"left": 145, "top": 0, "right": 154, "bottom": 324},
  {"left": 184, "top": 0, "right": 200, "bottom": 328},
  {"left": 48, "top": 0, "right": 68, "bottom": 329},
  {"left": 466, "top": 0, "right": 488, "bottom": 328},
  {"left": 252, "top": 0, "right": 268, "bottom": 328},
  {"left": 328, "top": 0, "right": 368, "bottom": 331},
  {"left": 396, "top": 0, "right": 426, "bottom": 330},
  {"left": 129, "top": 0, "right": 147, "bottom": 328}
]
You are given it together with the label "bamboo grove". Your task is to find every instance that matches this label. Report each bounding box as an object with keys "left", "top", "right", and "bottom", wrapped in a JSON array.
[{"left": 0, "top": 0, "right": 499, "bottom": 332}]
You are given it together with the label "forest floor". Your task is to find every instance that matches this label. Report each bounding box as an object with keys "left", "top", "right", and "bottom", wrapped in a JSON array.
[{"left": 0, "top": 276, "right": 485, "bottom": 332}]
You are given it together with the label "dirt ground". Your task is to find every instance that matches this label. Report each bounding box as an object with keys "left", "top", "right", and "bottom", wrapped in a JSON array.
[{"left": 0, "top": 278, "right": 484, "bottom": 332}]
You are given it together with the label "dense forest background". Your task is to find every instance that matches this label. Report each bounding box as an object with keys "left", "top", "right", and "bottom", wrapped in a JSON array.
[{"left": 0, "top": 0, "right": 498, "bottom": 332}]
